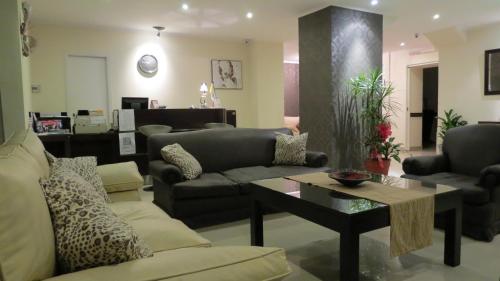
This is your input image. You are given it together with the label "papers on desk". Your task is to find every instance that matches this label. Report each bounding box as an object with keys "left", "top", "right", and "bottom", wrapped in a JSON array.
[
  {"left": 119, "top": 109, "right": 135, "bottom": 132},
  {"left": 119, "top": 132, "right": 136, "bottom": 155},
  {"left": 118, "top": 109, "right": 136, "bottom": 155}
]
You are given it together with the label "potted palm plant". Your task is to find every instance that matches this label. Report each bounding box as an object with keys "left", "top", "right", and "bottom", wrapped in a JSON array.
[
  {"left": 438, "top": 109, "right": 468, "bottom": 140},
  {"left": 350, "top": 69, "right": 402, "bottom": 175},
  {"left": 437, "top": 109, "right": 467, "bottom": 152}
]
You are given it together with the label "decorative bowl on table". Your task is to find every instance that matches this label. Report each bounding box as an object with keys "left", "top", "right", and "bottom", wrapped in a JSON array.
[{"left": 328, "top": 170, "right": 372, "bottom": 187}]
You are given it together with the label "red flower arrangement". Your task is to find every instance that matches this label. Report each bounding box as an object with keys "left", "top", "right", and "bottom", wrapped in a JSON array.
[{"left": 376, "top": 123, "right": 392, "bottom": 141}]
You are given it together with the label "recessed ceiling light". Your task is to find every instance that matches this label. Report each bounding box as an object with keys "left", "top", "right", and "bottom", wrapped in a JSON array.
[
  {"left": 433, "top": 14, "right": 440, "bottom": 20},
  {"left": 400, "top": 42, "right": 406, "bottom": 47},
  {"left": 371, "top": 0, "right": 379, "bottom": 6},
  {"left": 182, "top": 3, "right": 189, "bottom": 10},
  {"left": 246, "top": 12, "right": 253, "bottom": 19}
]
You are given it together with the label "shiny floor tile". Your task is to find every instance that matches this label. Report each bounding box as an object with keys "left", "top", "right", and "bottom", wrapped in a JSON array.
[{"left": 198, "top": 214, "right": 500, "bottom": 281}]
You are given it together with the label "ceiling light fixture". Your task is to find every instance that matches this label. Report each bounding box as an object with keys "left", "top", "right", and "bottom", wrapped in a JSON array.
[
  {"left": 153, "top": 26, "right": 165, "bottom": 37},
  {"left": 400, "top": 42, "right": 406, "bottom": 47},
  {"left": 433, "top": 14, "right": 440, "bottom": 20},
  {"left": 246, "top": 12, "right": 253, "bottom": 19},
  {"left": 182, "top": 3, "right": 189, "bottom": 11},
  {"left": 371, "top": 0, "right": 379, "bottom": 6}
]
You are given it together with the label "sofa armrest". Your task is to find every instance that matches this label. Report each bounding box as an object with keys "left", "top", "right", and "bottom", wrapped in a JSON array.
[
  {"left": 43, "top": 246, "right": 291, "bottom": 281},
  {"left": 479, "top": 164, "right": 500, "bottom": 189},
  {"left": 305, "top": 151, "right": 328, "bottom": 168},
  {"left": 402, "top": 154, "right": 448, "bottom": 176},
  {"left": 97, "top": 162, "right": 143, "bottom": 193},
  {"left": 149, "top": 160, "right": 184, "bottom": 185}
]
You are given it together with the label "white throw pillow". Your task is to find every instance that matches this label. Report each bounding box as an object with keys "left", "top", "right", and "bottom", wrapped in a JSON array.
[
  {"left": 273, "top": 133, "right": 308, "bottom": 166},
  {"left": 40, "top": 167, "right": 153, "bottom": 273},
  {"left": 161, "top": 143, "right": 202, "bottom": 180}
]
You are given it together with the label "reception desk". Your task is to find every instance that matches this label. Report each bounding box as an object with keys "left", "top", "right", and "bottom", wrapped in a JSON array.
[{"left": 134, "top": 108, "right": 236, "bottom": 130}]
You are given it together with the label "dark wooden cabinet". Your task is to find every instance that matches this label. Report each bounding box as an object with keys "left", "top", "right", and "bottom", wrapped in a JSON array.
[
  {"left": 134, "top": 108, "right": 228, "bottom": 129},
  {"left": 226, "top": 110, "right": 237, "bottom": 127},
  {"left": 40, "top": 132, "right": 148, "bottom": 174}
]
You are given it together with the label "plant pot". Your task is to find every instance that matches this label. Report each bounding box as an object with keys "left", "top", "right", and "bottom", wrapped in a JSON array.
[{"left": 364, "top": 159, "right": 391, "bottom": 175}]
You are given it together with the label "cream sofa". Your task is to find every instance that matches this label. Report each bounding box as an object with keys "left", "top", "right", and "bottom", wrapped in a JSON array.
[{"left": 0, "top": 129, "right": 291, "bottom": 281}]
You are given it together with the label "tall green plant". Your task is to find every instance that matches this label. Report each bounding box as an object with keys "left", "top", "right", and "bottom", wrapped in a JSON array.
[
  {"left": 332, "top": 85, "right": 365, "bottom": 169},
  {"left": 438, "top": 109, "right": 467, "bottom": 139},
  {"left": 349, "top": 69, "right": 401, "bottom": 162}
]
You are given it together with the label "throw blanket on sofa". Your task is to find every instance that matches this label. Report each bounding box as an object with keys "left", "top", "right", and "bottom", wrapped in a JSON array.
[{"left": 286, "top": 172, "right": 434, "bottom": 257}]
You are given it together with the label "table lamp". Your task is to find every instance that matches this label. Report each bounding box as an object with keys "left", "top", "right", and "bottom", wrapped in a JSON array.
[{"left": 200, "top": 83, "right": 208, "bottom": 108}]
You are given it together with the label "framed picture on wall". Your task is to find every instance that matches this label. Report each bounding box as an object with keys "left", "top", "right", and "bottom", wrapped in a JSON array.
[
  {"left": 211, "top": 59, "right": 242, "bottom": 89},
  {"left": 485, "top": 48, "right": 500, "bottom": 95}
]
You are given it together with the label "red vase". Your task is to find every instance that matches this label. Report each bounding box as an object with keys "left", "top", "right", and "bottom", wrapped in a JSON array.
[{"left": 364, "top": 159, "right": 391, "bottom": 175}]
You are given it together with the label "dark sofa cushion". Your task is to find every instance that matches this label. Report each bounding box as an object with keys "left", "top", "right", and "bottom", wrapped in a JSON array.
[
  {"left": 172, "top": 173, "right": 239, "bottom": 199},
  {"left": 402, "top": 172, "right": 490, "bottom": 205},
  {"left": 223, "top": 165, "right": 329, "bottom": 194},
  {"left": 222, "top": 166, "right": 273, "bottom": 184},
  {"left": 266, "top": 166, "right": 330, "bottom": 177}
]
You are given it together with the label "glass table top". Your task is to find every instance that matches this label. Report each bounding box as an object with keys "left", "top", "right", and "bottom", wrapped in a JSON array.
[{"left": 252, "top": 175, "right": 458, "bottom": 215}]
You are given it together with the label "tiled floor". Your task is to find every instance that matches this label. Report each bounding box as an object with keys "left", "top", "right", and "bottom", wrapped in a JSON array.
[{"left": 140, "top": 148, "right": 500, "bottom": 281}]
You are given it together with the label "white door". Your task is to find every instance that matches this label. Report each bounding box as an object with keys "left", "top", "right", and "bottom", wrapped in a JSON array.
[{"left": 66, "top": 56, "right": 109, "bottom": 118}]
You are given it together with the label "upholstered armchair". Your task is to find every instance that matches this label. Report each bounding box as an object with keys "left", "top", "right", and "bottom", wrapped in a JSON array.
[{"left": 402, "top": 124, "right": 500, "bottom": 241}]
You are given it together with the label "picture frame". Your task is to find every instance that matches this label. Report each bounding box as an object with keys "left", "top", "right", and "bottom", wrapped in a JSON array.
[
  {"left": 484, "top": 48, "right": 500, "bottom": 95},
  {"left": 211, "top": 59, "right": 242, "bottom": 89}
]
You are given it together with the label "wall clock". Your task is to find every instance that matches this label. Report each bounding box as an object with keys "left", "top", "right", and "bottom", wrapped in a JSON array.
[{"left": 137, "top": 54, "right": 158, "bottom": 76}]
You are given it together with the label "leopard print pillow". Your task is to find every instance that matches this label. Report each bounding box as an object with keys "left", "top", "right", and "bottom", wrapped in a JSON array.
[
  {"left": 45, "top": 153, "right": 110, "bottom": 203},
  {"left": 273, "top": 132, "right": 308, "bottom": 166},
  {"left": 160, "top": 143, "right": 202, "bottom": 180},
  {"left": 40, "top": 167, "right": 153, "bottom": 273}
]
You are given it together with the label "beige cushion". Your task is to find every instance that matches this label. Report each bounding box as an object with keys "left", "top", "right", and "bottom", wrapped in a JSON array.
[
  {"left": 6, "top": 128, "right": 50, "bottom": 177},
  {"left": 109, "top": 201, "right": 210, "bottom": 252},
  {"left": 107, "top": 190, "right": 141, "bottom": 202},
  {"left": 43, "top": 246, "right": 290, "bottom": 281},
  {"left": 0, "top": 144, "right": 56, "bottom": 281},
  {"left": 97, "top": 162, "right": 143, "bottom": 193}
]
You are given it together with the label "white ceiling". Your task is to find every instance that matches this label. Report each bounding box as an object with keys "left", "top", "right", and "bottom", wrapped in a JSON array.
[{"left": 30, "top": 0, "right": 500, "bottom": 60}]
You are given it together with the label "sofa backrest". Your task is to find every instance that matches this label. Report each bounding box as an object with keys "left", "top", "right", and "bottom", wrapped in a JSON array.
[
  {"left": 0, "top": 129, "right": 56, "bottom": 281},
  {"left": 443, "top": 124, "right": 500, "bottom": 177},
  {"left": 148, "top": 128, "right": 291, "bottom": 173}
]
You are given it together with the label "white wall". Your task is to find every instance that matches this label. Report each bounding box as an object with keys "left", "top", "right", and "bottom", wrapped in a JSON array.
[
  {"left": 0, "top": 0, "right": 32, "bottom": 140},
  {"left": 383, "top": 50, "right": 439, "bottom": 148},
  {"left": 433, "top": 23, "right": 500, "bottom": 124},
  {"left": 30, "top": 24, "right": 284, "bottom": 128}
]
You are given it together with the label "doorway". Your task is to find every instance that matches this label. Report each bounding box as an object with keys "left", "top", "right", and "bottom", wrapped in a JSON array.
[
  {"left": 65, "top": 55, "right": 109, "bottom": 118},
  {"left": 407, "top": 64, "right": 439, "bottom": 150}
]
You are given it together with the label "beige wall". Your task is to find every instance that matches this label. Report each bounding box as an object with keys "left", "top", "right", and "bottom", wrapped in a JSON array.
[
  {"left": 433, "top": 23, "right": 500, "bottom": 125},
  {"left": 383, "top": 50, "right": 439, "bottom": 149},
  {"left": 30, "top": 24, "right": 284, "bottom": 128},
  {"left": 249, "top": 41, "right": 285, "bottom": 128},
  {"left": 0, "top": 0, "right": 32, "bottom": 140}
]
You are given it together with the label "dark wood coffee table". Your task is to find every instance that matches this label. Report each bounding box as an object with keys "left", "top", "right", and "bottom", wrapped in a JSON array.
[{"left": 249, "top": 175, "right": 462, "bottom": 281}]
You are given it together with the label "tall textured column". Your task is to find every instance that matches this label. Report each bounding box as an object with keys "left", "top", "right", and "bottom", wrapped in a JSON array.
[{"left": 299, "top": 6, "right": 382, "bottom": 169}]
